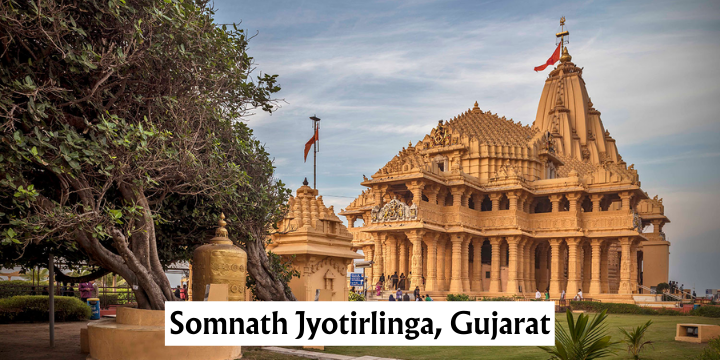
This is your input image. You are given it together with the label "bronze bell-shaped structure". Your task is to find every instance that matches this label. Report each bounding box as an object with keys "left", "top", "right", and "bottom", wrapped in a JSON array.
[{"left": 192, "top": 213, "right": 247, "bottom": 301}]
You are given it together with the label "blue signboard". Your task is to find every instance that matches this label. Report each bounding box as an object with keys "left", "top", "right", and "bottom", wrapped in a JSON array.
[{"left": 350, "top": 273, "right": 364, "bottom": 287}]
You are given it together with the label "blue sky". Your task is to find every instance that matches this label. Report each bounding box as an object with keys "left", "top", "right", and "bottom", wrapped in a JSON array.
[{"left": 212, "top": 0, "right": 720, "bottom": 293}]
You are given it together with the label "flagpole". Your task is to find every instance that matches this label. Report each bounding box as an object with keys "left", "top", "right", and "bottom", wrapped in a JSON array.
[{"left": 310, "top": 115, "right": 321, "bottom": 189}]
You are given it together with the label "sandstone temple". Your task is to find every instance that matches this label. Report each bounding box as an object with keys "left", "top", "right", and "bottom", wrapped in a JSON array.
[{"left": 339, "top": 45, "right": 670, "bottom": 301}]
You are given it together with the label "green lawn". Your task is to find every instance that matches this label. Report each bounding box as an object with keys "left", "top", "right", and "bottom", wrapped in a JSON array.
[{"left": 314, "top": 313, "right": 720, "bottom": 359}]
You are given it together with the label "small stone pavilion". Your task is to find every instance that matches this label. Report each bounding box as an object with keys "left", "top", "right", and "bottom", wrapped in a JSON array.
[
  {"left": 339, "top": 42, "right": 670, "bottom": 302},
  {"left": 268, "top": 179, "right": 362, "bottom": 301}
]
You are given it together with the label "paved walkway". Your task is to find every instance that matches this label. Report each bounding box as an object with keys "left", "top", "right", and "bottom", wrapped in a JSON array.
[{"left": 262, "top": 347, "right": 399, "bottom": 360}]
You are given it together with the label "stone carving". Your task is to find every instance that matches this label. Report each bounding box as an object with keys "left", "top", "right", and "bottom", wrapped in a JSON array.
[
  {"left": 371, "top": 197, "right": 418, "bottom": 223},
  {"left": 430, "top": 120, "right": 451, "bottom": 147}
]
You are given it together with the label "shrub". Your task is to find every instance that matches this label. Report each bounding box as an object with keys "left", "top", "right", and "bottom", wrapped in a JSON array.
[
  {"left": 690, "top": 306, "right": 720, "bottom": 318},
  {"left": 447, "top": 294, "right": 472, "bottom": 301},
  {"left": 539, "top": 309, "right": 617, "bottom": 360},
  {"left": 695, "top": 336, "right": 720, "bottom": 360},
  {"left": 655, "top": 282, "right": 669, "bottom": 294},
  {"left": 98, "top": 294, "right": 120, "bottom": 308},
  {"left": 348, "top": 292, "right": 365, "bottom": 301},
  {"left": 0, "top": 295, "right": 91, "bottom": 323},
  {"left": 570, "top": 301, "right": 659, "bottom": 315},
  {"left": 479, "top": 296, "right": 515, "bottom": 301},
  {"left": 0, "top": 280, "right": 38, "bottom": 298}
]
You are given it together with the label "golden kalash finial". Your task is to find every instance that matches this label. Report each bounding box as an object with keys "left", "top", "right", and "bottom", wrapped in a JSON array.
[
  {"left": 560, "top": 47, "right": 572, "bottom": 63},
  {"left": 560, "top": 16, "right": 565, "bottom": 26},
  {"left": 208, "top": 213, "right": 231, "bottom": 244}
]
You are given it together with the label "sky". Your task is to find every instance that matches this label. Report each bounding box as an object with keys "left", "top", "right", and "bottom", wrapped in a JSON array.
[{"left": 209, "top": 0, "right": 720, "bottom": 293}]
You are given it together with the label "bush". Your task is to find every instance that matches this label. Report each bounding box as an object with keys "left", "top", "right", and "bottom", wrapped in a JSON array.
[
  {"left": 570, "top": 301, "right": 660, "bottom": 315},
  {"left": 348, "top": 292, "right": 365, "bottom": 301},
  {"left": 690, "top": 306, "right": 720, "bottom": 318},
  {"left": 0, "top": 280, "right": 37, "bottom": 298},
  {"left": 656, "top": 282, "right": 669, "bottom": 294},
  {"left": 0, "top": 295, "right": 91, "bottom": 323},
  {"left": 695, "top": 336, "right": 720, "bottom": 360},
  {"left": 447, "top": 294, "right": 472, "bottom": 301},
  {"left": 479, "top": 296, "right": 515, "bottom": 301},
  {"left": 98, "top": 293, "right": 120, "bottom": 308}
]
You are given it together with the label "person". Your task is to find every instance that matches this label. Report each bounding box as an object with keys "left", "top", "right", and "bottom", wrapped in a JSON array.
[
  {"left": 42, "top": 286, "right": 49, "bottom": 296},
  {"left": 174, "top": 286, "right": 181, "bottom": 299},
  {"left": 415, "top": 295, "right": 423, "bottom": 301},
  {"left": 402, "top": 292, "right": 410, "bottom": 301},
  {"left": 391, "top": 272, "right": 399, "bottom": 290},
  {"left": 398, "top": 273, "right": 406, "bottom": 290},
  {"left": 544, "top": 289, "right": 550, "bottom": 300},
  {"left": 396, "top": 288, "right": 402, "bottom": 301},
  {"left": 30, "top": 286, "right": 36, "bottom": 295},
  {"left": 560, "top": 289, "right": 566, "bottom": 301},
  {"left": 425, "top": 294, "right": 433, "bottom": 301},
  {"left": 79, "top": 282, "right": 93, "bottom": 302},
  {"left": 535, "top": 289, "right": 541, "bottom": 300},
  {"left": 389, "top": 295, "right": 395, "bottom": 302},
  {"left": 575, "top": 288, "right": 583, "bottom": 301},
  {"left": 181, "top": 284, "right": 188, "bottom": 301},
  {"left": 379, "top": 273, "right": 385, "bottom": 287},
  {"left": 61, "top": 282, "right": 68, "bottom": 297},
  {"left": 91, "top": 280, "right": 98, "bottom": 298},
  {"left": 413, "top": 286, "right": 420, "bottom": 299},
  {"left": 376, "top": 281, "right": 382, "bottom": 296},
  {"left": 68, "top": 284, "right": 75, "bottom": 297},
  {"left": 693, "top": 290, "right": 697, "bottom": 298}
]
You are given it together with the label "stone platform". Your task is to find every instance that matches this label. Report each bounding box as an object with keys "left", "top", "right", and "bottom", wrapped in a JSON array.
[{"left": 86, "top": 307, "right": 242, "bottom": 360}]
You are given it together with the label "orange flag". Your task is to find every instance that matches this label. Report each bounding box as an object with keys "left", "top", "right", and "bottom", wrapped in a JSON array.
[
  {"left": 303, "top": 128, "right": 318, "bottom": 162},
  {"left": 534, "top": 43, "right": 562, "bottom": 72}
]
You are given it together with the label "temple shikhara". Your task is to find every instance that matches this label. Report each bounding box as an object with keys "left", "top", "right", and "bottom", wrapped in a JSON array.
[{"left": 339, "top": 22, "right": 670, "bottom": 301}]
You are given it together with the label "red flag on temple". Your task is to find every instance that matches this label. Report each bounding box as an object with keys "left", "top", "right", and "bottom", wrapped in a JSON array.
[
  {"left": 303, "top": 128, "right": 318, "bottom": 162},
  {"left": 534, "top": 43, "right": 562, "bottom": 72}
]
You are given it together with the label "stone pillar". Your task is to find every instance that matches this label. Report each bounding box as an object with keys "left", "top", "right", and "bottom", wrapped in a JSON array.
[
  {"left": 529, "top": 242, "right": 538, "bottom": 292},
  {"left": 408, "top": 181, "right": 425, "bottom": 206},
  {"left": 372, "top": 234, "right": 383, "bottom": 285},
  {"left": 566, "top": 193, "right": 582, "bottom": 213},
  {"left": 489, "top": 193, "right": 501, "bottom": 211},
  {"left": 426, "top": 185, "right": 440, "bottom": 205},
  {"left": 426, "top": 234, "right": 438, "bottom": 291},
  {"left": 549, "top": 238, "right": 562, "bottom": 297},
  {"left": 549, "top": 194, "right": 562, "bottom": 213},
  {"left": 619, "top": 191, "right": 633, "bottom": 212},
  {"left": 565, "top": 238, "right": 581, "bottom": 295},
  {"left": 508, "top": 191, "right": 519, "bottom": 211},
  {"left": 399, "top": 240, "right": 408, "bottom": 277},
  {"left": 461, "top": 237, "right": 471, "bottom": 291},
  {"left": 489, "top": 237, "right": 501, "bottom": 293},
  {"left": 450, "top": 234, "right": 465, "bottom": 293},
  {"left": 601, "top": 242, "right": 610, "bottom": 293},
  {"left": 365, "top": 245, "right": 374, "bottom": 288},
  {"left": 619, "top": 237, "right": 633, "bottom": 295},
  {"left": 590, "top": 239, "right": 603, "bottom": 295},
  {"left": 472, "top": 238, "right": 483, "bottom": 292},
  {"left": 451, "top": 187, "right": 464, "bottom": 207},
  {"left": 444, "top": 240, "right": 452, "bottom": 290},
  {"left": 630, "top": 241, "right": 639, "bottom": 291},
  {"left": 436, "top": 237, "right": 446, "bottom": 290},
  {"left": 506, "top": 236, "right": 520, "bottom": 294},
  {"left": 516, "top": 238, "right": 525, "bottom": 293},
  {"left": 388, "top": 236, "right": 398, "bottom": 278},
  {"left": 407, "top": 230, "right": 425, "bottom": 291},
  {"left": 591, "top": 194, "right": 604, "bottom": 212}
]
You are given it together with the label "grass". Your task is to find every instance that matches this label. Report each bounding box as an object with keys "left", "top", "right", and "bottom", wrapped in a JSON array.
[{"left": 309, "top": 314, "right": 720, "bottom": 359}]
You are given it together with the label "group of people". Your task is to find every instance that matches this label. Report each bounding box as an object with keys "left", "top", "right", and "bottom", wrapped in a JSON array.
[
  {"left": 534, "top": 288, "right": 584, "bottom": 301},
  {"left": 374, "top": 272, "right": 426, "bottom": 296},
  {"left": 173, "top": 284, "right": 189, "bottom": 300},
  {"left": 388, "top": 286, "right": 433, "bottom": 301}
]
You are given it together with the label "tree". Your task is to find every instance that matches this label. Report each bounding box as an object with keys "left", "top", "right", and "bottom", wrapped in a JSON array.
[
  {"left": 0, "top": 0, "right": 294, "bottom": 309},
  {"left": 539, "top": 309, "right": 617, "bottom": 360}
]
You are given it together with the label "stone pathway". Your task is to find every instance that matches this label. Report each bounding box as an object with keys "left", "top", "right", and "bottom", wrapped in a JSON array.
[{"left": 261, "top": 347, "right": 399, "bottom": 360}]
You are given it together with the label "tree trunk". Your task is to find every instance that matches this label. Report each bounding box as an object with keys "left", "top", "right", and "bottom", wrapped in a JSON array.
[{"left": 245, "top": 234, "right": 296, "bottom": 301}]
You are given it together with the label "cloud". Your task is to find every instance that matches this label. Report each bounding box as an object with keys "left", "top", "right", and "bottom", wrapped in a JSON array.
[{"left": 212, "top": 0, "right": 720, "bottom": 291}]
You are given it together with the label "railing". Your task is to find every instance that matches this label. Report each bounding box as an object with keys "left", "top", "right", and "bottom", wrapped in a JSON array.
[{"left": 0, "top": 283, "right": 136, "bottom": 308}]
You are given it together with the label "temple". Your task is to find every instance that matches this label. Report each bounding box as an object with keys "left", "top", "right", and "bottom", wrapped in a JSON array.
[
  {"left": 268, "top": 179, "right": 362, "bottom": 301},
  {"left": 339, "top": 25, "right": 670, "bottom": 301}
]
